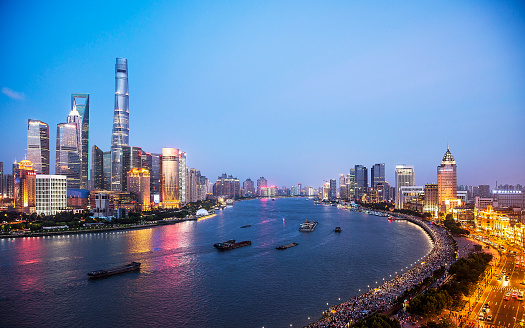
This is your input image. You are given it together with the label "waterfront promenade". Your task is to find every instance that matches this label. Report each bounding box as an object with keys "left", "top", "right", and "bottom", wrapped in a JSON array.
[{"left": 305, "top": 214, "right": 457, "bottom": 328}]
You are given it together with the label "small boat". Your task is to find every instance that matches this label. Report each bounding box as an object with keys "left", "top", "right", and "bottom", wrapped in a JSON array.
[
  {"left": 276, "top": 242, "right": 299, "bottom": 250},
  {"left": 335, "top": 227, "right": 342, "bottom": 233},
  {"left": 299, "top": 220, "right": 318, "bottom": 232},
  {"left": 87, "top": 261, "right": 141, "bottom": 278},
  {"left": 240, "top": 225, "right": 251, "bottom": 228},
  {"left": 214, "top": 240, "right": 251, "bottom": 251}
]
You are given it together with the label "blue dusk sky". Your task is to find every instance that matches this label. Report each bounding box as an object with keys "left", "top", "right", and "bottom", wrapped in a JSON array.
[{"left": 1, "top": 1, "right": 524, "bottom": 188}]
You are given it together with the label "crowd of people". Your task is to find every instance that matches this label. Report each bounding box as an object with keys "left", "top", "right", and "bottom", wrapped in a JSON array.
[{"left": 305, "top": 215, "right": 457, "bottom": 328}]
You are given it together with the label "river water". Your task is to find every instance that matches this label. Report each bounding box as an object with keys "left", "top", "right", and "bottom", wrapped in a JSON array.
[{"left": 0, "top": 198, "right": 432, "bottom": 327}]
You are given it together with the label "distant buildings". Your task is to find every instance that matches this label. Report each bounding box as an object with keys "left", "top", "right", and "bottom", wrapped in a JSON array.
[
  {"left": 395, "top": 165, "right": 415, "bottom": 209},
  {"left": 27, "top": 119, "right": 50, "bottom": 175},
  {"left": 242, "top": 178, "right": 255, "bottom": 197},
  {"left": 214, "top": 173, "right": 241, "bottom": 199},
  {"left": 257, "top": 177, "right": 267, "bottom": 196}
]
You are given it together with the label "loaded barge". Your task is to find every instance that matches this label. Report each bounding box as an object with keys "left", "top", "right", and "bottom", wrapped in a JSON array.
[
  {"left": 87, "top": 261, "right": 141, "bottom": 278},
  {"left": 214, "top": 239, "right": 251, "bottom": 251},
  {"left": 276, "top": 242, "right": 299, "bottom": 250}
]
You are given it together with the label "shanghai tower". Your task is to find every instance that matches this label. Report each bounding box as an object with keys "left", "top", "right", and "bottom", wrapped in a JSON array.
[{"left": 111, "top": 58, "right": 129, "bottom": 191}]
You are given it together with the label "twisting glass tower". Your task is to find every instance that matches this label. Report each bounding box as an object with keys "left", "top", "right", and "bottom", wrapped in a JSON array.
[
  {"left": 71, "top": 94, "right": 89, "bottom": 189},
  {"left": 111, "top": 58, "right": 129, "bottom": 191}
]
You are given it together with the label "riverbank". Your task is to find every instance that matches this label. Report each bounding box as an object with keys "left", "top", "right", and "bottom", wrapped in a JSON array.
[
  {"left": 304, "top": 214, "right": 457, "bottom": 327},
  {"left": 0, "top": 214, "right": 217, "bottom": 239}
]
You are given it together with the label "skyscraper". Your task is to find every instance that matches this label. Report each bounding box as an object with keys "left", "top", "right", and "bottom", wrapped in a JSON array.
[
  {"left": 161, "top": 148, "right": 179, "bottom": 208},
  {"left": 56, "top": 120, "right": 81, "bottom": 189},
  {"left": 71, "top": 94, "right": 89, "bottom": 189},
  {"left": 179, "top": 151, "right": 187, "bottom": 205},
  {"left": 257, "top": 177, "right": 267, "bottom": 196},
  {"left": 92, "top": 145, "right": 104, "bottom": 190},
  {"left": 370, "top": 163, "right": 385, "bottom": 190},
  {"left": 354, "top": 165, "right": 368, "bottom": 199},
  {"left": 122, "top": 146, "right": 142, "bottom": 192},
  {"left": 242, "top": 178, "right": 255, "bottom": 197},
  {"left": 27, "top": 119, "right": 50, "bottom": 174},
  {"left": 127, "top": 168, "right": 150, "bottom": 211},
  {"left": 329, "top": 179, "right": 337, "bottom": 200},
  {"left": 111, "top": 58, "right": 129, "bottom": 191},
  {"left": 395, "top": 165, "right": 415, "bottom": 209},
  {"left": 347, "top": 169, "right": 355, "bottom": 200},
  {"left": 437, "top": 147, "right": 457, "bottom": 207},
  {"left": 14, "top": 160, "right": 36, "bottom": 213},
  {"left": 103, "top": 151, "right": 111, "bottom": 190}
]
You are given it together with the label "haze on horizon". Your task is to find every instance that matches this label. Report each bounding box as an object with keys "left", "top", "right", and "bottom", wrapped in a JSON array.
[{"left": 1, "top": 1, "right": 524, "bottom": 188}]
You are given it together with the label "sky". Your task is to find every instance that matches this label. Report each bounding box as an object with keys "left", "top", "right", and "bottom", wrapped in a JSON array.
[{"left": 1, "top": 0, "right": 524, "bottom": 188}]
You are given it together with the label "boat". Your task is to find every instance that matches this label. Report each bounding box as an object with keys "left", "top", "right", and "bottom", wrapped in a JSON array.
[
  {"left": 240, "top": 225, "right": 251, "bottom": 228},
  {"left": 299, "top": 220, "right": 318, "bottom": 232},
  {"left": 214, "top": 239, "right": 251, "bottom": 251},
  {"left": 276, "top": 242, "right": 299, "bottom": 250},
  {"left": 335, "top": 227, "right": 341, "bottom": 233},
  {"left": 87, "top": 261, "right": 141, "bottom": 278}
]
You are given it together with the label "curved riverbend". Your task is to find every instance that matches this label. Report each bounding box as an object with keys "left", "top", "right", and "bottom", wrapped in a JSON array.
[{"left": 0, "top": 198, "right": 433, "bottom": 328}]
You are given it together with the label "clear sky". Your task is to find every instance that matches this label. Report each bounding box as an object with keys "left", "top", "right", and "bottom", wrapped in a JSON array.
[{"left": 1, "top": 1, "right": 524, "bottom": 188}]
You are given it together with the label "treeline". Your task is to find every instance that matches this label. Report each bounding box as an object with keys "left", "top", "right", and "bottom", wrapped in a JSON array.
[
  {"left": 407, "top": 252, "right": 492, "bottom": 317},
  {"left": 353, "top": 313, "right": 400, "bottom": 328},
  {"left": 443, "top": 216, "right": 469, "bottom": 235}
]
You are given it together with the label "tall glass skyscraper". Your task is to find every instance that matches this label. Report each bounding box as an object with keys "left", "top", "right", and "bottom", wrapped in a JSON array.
[
  {"left": 370, "top": 163, "right": 385, "bottom": 190},
  {"left": 111, "top": 58, "right": 129, "bottom": 191},
  {"left": 27, "top": 119, "right": 50, "bottom": 174},
  {"left": 71, "top": 94, "right": 89, "bottom": 189},
  {"left": 56, "top": 106, "right": 82, "bottom": 189},
  {"left": 92, "top": 145, "right": 104, "bottom": 190},
  {"left": 354, "top": 165, "right": 368, "bottom": 200}
]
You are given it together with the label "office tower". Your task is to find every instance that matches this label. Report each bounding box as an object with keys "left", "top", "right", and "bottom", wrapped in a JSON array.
[
  {"left": 424, "top": 184, "right": 439, "bottom": 215},
  {"left": 339, "top": 175, "right": 347, "bottom": 200},
  {"left": 347, "top": 169, "right": 355, "bottom": 200},
  {"left": 329, "top": 179, "right": 337, "bottom": 200},
  {"left": 354, "top": 165, "right": 368, "bottom": 200},
  {"left": 36, "top": 175, "right": 67, "bottom": 215},
  {"left": 188, "top": 169, "right": 198, "bottom": 203},
  {"left": 0, "top": 162, "right": 3, "bottom": 197},
  {"left": 370, "top": 163, "right": 385, "bottom": 190},
  {"left": 198, "top": 173, "right": 208, "bottom": 201},
  {"left": 27, "top": 119, "right": 50, "bottom": 174},
  {"left": 179, "top": 151, "right": 187, "bottom": 205},
  {"left": 437, "top": 147, "right": 457, "bottom": 207},
  {"left": 56, "top": 119, "right": 81, "bottom": 189},
  {"left": 111, "top": 58, "right": 129, "bottom": 191},
  {"left": 122, "top": 146, "right": 142, "bottom": 191},
  {"left": 103, "top": 151, "right": 111, "bottom": 190},
  {"left": 161, "top": 148, "right": 179, "bottom": 208},
  {"left": 92, "top": 145, "right": 104, "bottom": 189},
  {"left": 395, "top": 165, "right": 415, "bottom": 209},
  {"left": 376, "top": 182, "right": 390, "bottom": 202},
  {"left": 71, "top": 94, "right": 89, "bottom": 188},
  {"left": 242, "top": 178, "right": 255, "bottom": 197},
  {"left": 127, "top": 168, "right": 150, "bottom": 211},
  {"left": 214, "top": 173, "right": 241, "bottom": 199},
  {"left": 257, "top": 177, "right": 267, "bottom": 196},
  {"left": 14, "top": 160, "right": 36, "bottom": 213}
]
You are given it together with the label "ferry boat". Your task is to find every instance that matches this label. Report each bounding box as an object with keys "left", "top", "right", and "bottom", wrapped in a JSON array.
[
  {"left": 276, "top": 242, "right": 299, "bottom": 250},
  {"left": 87, "top": 261, "right": 141, "bottom": 278},
  {"left": 214, "top": 239, "right": 251, "bottom": 251},
  {"left": 299, "top": 220, "right": 318, "bottom": 232}
]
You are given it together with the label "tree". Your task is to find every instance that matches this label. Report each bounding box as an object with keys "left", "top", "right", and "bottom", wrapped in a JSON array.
[{"left": 353, "top": 313, "right": 401, "bottom": 328}]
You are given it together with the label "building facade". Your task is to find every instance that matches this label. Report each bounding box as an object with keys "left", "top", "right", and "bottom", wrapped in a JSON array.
[
  {"left": 27, "top": 119, "right": 50, "bottom": 174},
  {"left": 370, "top": 163, "right": 385, "bottom": 190},
  {"left": 14, "top": 160, "right": 36, "bottom": 213},
  {"left": 92, "top": 145, "right": 104, "bottom": 190},
  {"left": 437, "top": 147, "right": 457, "bottom": 208},
  {"left": 257, "top": 177, "right": 267, "bottom": 196},
  {"left": 395, "top": 165, "right": 415, "bottom": 209},
  {"left": 242, "top": 178, "right": 255, "bottom": 197},
  {"left": 36, "top": 175, "right": 67, "bottom": 215},
  {"left": 71, "top": 94, "right": 90, "bottom": 189},
  {"left": 56, "top": 121, "right": 81, "bottom": 189},
  {"left": 214, "top": 173, "right": 241, "bottom": 199},
  {"left": 355, "top": 165, "right": 368, "bottom": 200},
  {"left": 111, "top": 58, "right": 129, "bottom": 191},
  {"left": 127, "top": 168, "right": 150, "bottom": 211},
  {"left": 161, "top": 148, "right": 179, "bottom": 208}
]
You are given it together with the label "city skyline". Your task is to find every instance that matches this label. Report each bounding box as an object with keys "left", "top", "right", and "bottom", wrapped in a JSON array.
[{"left": 1, "top": 1, "right": 524, "bottom": 187}]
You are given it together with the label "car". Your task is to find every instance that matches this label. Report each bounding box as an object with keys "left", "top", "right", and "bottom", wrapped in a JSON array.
[
  {"left": 504, "top": 292, "right": 511, "bottom": 300},
  {"left": 521, "top": 281, "right": 525, "bottom": 285},
  {"left": 483, "top": 303, "right": 490, "bottom": 309},
  {"left": 518, "top": 291, "right": 524, "bottom": 301},
  {"left": 505, "top": 276, "right": 509, "bottom": 281},
  {"left": 478, "top": 313, "right": 484, "bottom": 320},
  {"left": 487, "top": 314, "right": 492, "bottom": 321}
]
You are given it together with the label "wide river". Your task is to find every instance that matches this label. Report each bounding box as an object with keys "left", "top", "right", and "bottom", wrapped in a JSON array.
[{"left": 1, "top": 198, "right": 432, "bottom": 328}]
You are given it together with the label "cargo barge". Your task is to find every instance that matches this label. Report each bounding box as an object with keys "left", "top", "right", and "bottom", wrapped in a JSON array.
[
  {"left": 87, "top": 261, "right": 141, "bottom": 278},
  {"left": 214, "top": 240, "right": 251, "bottom": 251},
  {"left": 276, "top": 242, "right": 299, "bottom": 250}
]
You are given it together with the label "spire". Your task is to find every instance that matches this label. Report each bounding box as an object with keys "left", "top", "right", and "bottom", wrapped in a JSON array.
[{"left": 441, "top": 146, "right": 455, "bottom": 164}]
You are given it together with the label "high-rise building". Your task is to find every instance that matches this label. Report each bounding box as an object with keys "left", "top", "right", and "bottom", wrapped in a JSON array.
[
  {"left": 14, "top": 160, "right": 36, "bottom": 213},
  {"left": 111, "top": 58, "right": 129, "bottom": 191},
  {"left": 71, "top": 94, "right": 90, "bottom": 189},
  {"left": 36, "top": 175, "right": 67, "bottom": 215},
  {"left": 395, "top": 165, "right": 415, "bottom": 209},
  {"left": 56, "top": 120, "right": 81, "bottom": 189},
  {"left": 370, "top": 163, "right": 385, "bottom": 190},
  {"left": 329, "top": 179, "right": 337, "bottom": 200},
  {"left": 257, "top": 177, "right": 267, "bottom": 196},
  {"left": 161, "top": 148, "right": 179, "bottom": 208},
  {"left": 122, "top": 146, "right": 142, "bottom": 191},
  {"left": 188, "top": 168, "right": 199, "bottom": 203},
  {"left": 214, "top": 173, "right": 241, "bottom": 199},
  {"left": 347, "top": 169, "right": 356, "bottom": 200},
  {"left": 149, "top": 153, "right": 161, "bottom": 201},
  {"left": 437, "top": 147, "right": 457, "bottom": 207},
  {"left": 103, "top": 151, "right": 111, "bottom": 190},
  {"left": 92, "top": 145, "right": 104, "bottom": 190},
  {"left": 355, "top": 165, "right": 368, "bottom": 200},
  {"left": 179, "top": 151, "right": 187, "bottom": 205},
  {"left": 424, "top": 184, "right": 439, "bottom": 216},
  {"left": 375, "top": 182, "right": 390, "bottom": 202},
  {"left": 242, "top": 178, "right": 255, "bottom": 197},
  {"left": 27, "top": 119, "right": 50, "bottom": 174},
  {"left": 0, "top": 162, "right": 3, "bottom": 197},
  {"left": 127, "top": 168, "right": 150, "bottom": 211}
]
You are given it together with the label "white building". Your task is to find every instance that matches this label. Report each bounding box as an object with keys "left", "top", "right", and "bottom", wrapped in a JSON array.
[
  {"left": 395, "top": 165, "right": 415, "bottom": 209},
  {"left": 399, "top": 186, "right": 424, "bottom": 210},
  {"left": 36, "top": 175, "right": 67, "bottom": 215}
]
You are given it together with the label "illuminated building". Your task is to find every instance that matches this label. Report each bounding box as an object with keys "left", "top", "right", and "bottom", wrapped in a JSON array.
[
  {"left": 437, "top": 147, "right": 457, "bottom": 211},
  {"left": 198, "top": 174, "right": 208, "bottom": 201},
  {"left": 492, "top": 190, "right": 524, "bottom": 208},
  {"left": 339, "top": 175, "right": 347, "bottom": 200},
  {"left": 376, "top": 182, "right": 390, "bottom": 202},
  {"left": 161, "top": 148, "right": 179, "bottom": 208},
  {"left": 188, "top": 169, "right": 199, "bottom": 202},
  {"left": 122, "top": 146, "right": 142, "bottom": 192},
  {"left": 423, "top": 184, "right": 439, "bottom": 215},
  {"left": 214, "top": 173, "right": 241, "bottom": 199},
  {"left": 395, "top": 165, "right": 415, "bottom": 209},
  {"left": 257, "top": 177, "right": 267, "bottom": 196},
  {"left": 399, "top": 186, "right": 424, "bottom": 210},
  {"left": 260, "top": 186, "right": 276, "bottom": 197},
  {"left": 56, "top": 120, "right": 81, "bottom": 189},
  {"left": 291, "top": 184, "right": 301, "bottom": 196},
  {"left": 103, "top": 151, "right": 111, "bottom": 190},
  {"left": 127, "top": 168, "right": 150, "bottom": 211},
  {"left": 27, "top": 119, "right": 50, "bottom": 174},
  {"left": 475, "top": 196, "right": 494, "bottom": 210},
  {"left": 179, "top": 151, "right": 187, "bottom": 205},
  {"left": 306, "top": 186, "right": 315, "bottom": 196},
  {"left": 330, "top": 179, "right": 337, "bottom": 200},
  {"left": 36, "top": 175, "right": 67, "bottom": 215},
  {"left": 347, "top": 169, "right": 355, "bottom": 200},
  {"left": 371, "top": 163, "right": 385, "bottom": 190},
  {"left": 354, "top": 165, "right": 368, "bottom": 200},
  {"left": 92, "top": 145, "right": 104, "bottom": 190},
  {"left": 242, "top": 178, "right": 255, "bottom": 197},
  {"left": 111, "top": 58, "right": 129, "bottom": 191},
  {"left": 71, "top": 94, "right": 90, "bottom": 189},
  {"left": 14, "top": 160, "right": 36, "bottom": 213}
]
